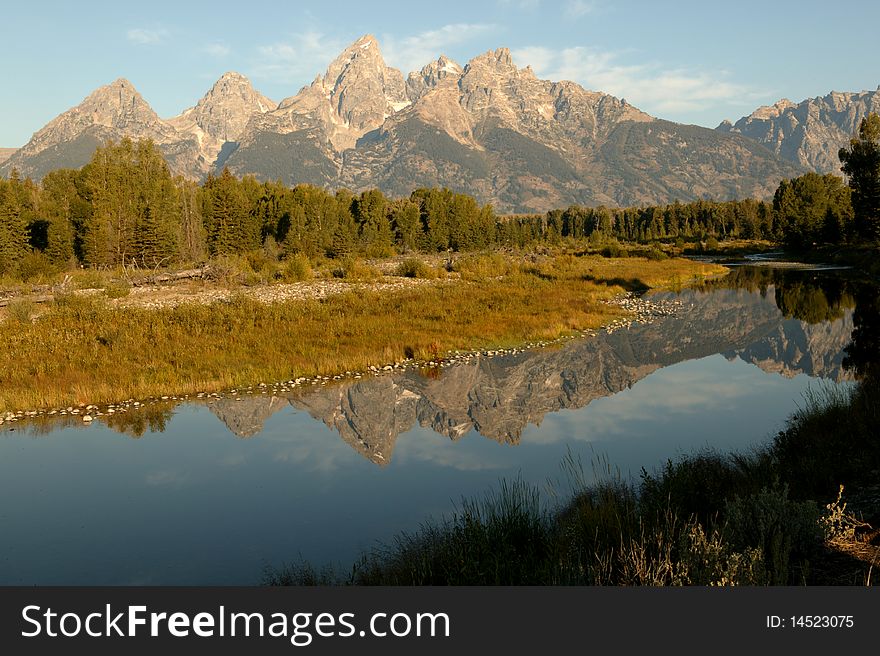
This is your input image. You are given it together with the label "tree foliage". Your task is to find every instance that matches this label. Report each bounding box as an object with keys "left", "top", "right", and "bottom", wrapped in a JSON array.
[
  {"left": 773, "top": 173, "right": 852, "bottom": 248},
  {"left": 3, "top": 133, "right": 877, "bottom": 282},
  {"left": 0, "top": 170, "right": 31, "bottom": 274},
  {"left": 81, "top": 138, "right": 181, "bottom": 266},
  {"left": 839, "top": 113, "right": 880, "bottom": 241}
]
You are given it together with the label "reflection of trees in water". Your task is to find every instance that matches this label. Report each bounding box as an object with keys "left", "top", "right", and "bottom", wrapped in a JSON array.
[
  {"left": 12, "top": 403, "right": 177, "bottom": 438},
  {"left": 101, "top": 403, "right": 177, "bottom": 437},
  {"left": 699, "top": 266, "right": 856, "bottom": 324},
  {"left": 775, "top": 281, "right": 854, "bottom": 324},
  {"left": 843, "top": 284, "right": 880, "bottom": 382}
]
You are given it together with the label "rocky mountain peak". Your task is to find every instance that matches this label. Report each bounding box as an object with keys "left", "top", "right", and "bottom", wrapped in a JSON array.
[
  {"left": 719, "top": 88, "right": 880, "bottom": 172},
  {"left": 749, "top": 98, "right": 796, "bottom": 120},
  {"left": 76, "top": 77, "right": 159, "bottom": 126},
  {"left": 324, "top": 34, "right": 381, "bottom": 79},
  {"left": 0, "top": 76, "right": 179, "bottom": 179},
  {"left": 406, "top": 55, "right": 463, "bottom": 101},
  {"left": 272, "top": 34, "right": 410, "bottom": 151},
  {"left": 170, "top": 71, "right": 274, "bottom": 144},
  {"left": 322, "top": 34, "right": 408, "bottom": 129},
  {"left": 488, "top": 47, "right": 514, "bottom": 67}
]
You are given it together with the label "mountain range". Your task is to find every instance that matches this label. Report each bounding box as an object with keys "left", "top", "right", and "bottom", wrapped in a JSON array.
[
  {"left": 716, "top": 88, "right": 880, "bottom": 173},
  {"left": 1, "top": 35, "right": 875, "bottom": 211}
]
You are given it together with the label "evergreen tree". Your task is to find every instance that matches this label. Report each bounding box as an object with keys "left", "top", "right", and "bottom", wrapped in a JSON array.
[
  {"left": 0, "top": 172, "right": 30, "bottom": 274},
  {"left": 839, "top": 113, "right": 880, "bottom": 241},
  {"left": 203, "top": 168, "right": 254, "bottom": 256},
  {"left": 354, "top": 189, "right": 393, "bottom": 256},
  {"left": 79, "top": 138, "right": 182, "bottom": 266},
  {"left": 38, "top": 169, "right": 84, "bottom": 264},
  {"left": 177, "top": 178, "right": 206, "bottom": 263},
  {"left": 773, "top": 173, "right": 852, "bottom": 248},
  {"left": 390, "top": 198, "right": 422, "bottom": 252}
]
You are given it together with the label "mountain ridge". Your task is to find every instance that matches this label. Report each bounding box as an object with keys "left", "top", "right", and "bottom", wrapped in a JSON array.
[
  {"left": 717, "top": 87, "right": 880, "bottom": 173},
  {"left": 0, "top": 35, "right": 817, "bottom": 211}
]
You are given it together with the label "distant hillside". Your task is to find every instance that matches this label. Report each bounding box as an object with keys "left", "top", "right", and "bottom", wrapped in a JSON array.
[{"left": 0, "top": 148, "right": 16, "bottom": 165}]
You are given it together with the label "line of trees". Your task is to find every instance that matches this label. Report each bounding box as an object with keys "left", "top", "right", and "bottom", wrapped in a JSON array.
[
  {"left": 0, "top": 138, "right": 504, "bottom": 275},
  {"left": 1, "top": 114, "right": 878, "bottom": 278}
]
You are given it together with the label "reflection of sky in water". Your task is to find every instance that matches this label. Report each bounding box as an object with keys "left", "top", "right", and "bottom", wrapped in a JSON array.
[
  {"left": 2, "top": 265, "right": 869, "bottom": 584},
  {"left": 0, "top": 353, "right": 853, "bottom": 585}
]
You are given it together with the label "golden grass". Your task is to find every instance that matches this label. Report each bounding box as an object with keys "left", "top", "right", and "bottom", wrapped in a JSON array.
[{"left": 0, "top": 255, "right": 724, "bottom": 411}]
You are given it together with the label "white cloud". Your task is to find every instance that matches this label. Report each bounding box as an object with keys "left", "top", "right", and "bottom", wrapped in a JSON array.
[
  {"left": 251, "top": 30, "right": 345, "bottom": 85},
  {"left": 126, "top": 27, "right": 169, "bottom": 46},
  {"left": 381, "top": 23, "right": 498, "bottom": 74},
  {"left": 203, "top": 42, "right": 231, "bottom": 58},
  {"left": 564, "top": 0, "right": 595, "bottom": 18},
  {"left": 511, "top": 45, "right": 759, "bottom": 115}
]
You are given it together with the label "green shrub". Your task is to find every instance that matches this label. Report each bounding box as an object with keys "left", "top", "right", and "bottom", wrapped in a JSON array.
[
  {"left": 723, "top": 487, "right": 822, "bottom": 584},
  {"left": 332, "top": 257, "right": 381, "bottom": 281},
  {"left": 16, "top": 252, "right": 58, "bottom": 282},
  {"left": 281, "top": 254, "right": 313, "bottom": 282},
  {"left": 356, "top": 480, "right": 556, "bottom": 585},
  {"left": 5, "top": 299, "right": 35, "bottom": 324},
  {"left": 395, "top": 258, "right": 438, "bottom": 279},
  {"left": 601, "top": 241, "right": 628, "bottom": 258},
  {"left": 50, "top": 292, "right": 103, "bottom": 319},
  {"left": 245, "top": 249, "right": 274, "bottom": 276},
  {"left": 208, "top": 255, "right": 253, "bottom": 285},
  {"left": 453, "top": 253, "right": 513, "bottom": 280},
  {"left": 644, "top": 247, "right": 668, "bottom": 261},
  {"left": 75, "top": 269, "right": 109, "bottom": 290}
]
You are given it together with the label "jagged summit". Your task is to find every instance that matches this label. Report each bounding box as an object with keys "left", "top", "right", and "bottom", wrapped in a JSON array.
[
  {"left": 4, "top": 34, "right": 812, "bottom": 210},
  {"left": 718, "top": 87, "right": 880, "bottom": 172},
  {"left": 167, "top": 70, "right": 275, "bottom": 169},
  {"left": 0, "top": 76, "right": 183, "bottom": 179},
  {"left": 406, "top": 55, "right": 462, "bottom": 101},
  {"left": 267, "top": 34, "right": 409, "bottom": 151}
]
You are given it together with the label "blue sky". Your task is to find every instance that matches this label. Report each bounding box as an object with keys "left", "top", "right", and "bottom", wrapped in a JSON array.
[{"left": 1, "top": 0, "right": 878, "bottom": 147}]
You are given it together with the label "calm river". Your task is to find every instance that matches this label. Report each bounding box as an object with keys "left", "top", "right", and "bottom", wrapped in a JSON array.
[{"left": 0, "top": 262, "right": 874, "bottom": 584}]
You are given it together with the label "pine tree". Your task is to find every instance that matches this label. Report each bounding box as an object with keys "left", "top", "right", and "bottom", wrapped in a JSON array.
[
  {"left": 0, "top": 173, "right": 30, "bottom": 274},
  {"left": 354, "top": 189, "right": 393, "bottom": 256},
  {"left": 204, "top": 168, "right": 251, "bottom": 256},
  {"left": 839, "top": 113, "right": 880, "bottom": 241}
]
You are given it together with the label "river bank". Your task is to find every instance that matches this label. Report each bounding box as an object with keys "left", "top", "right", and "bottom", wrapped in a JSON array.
[
  {"left": 267, "top": 378, "right": 880, "bottom": 586},
  {"left": 0, "top": 252, "right": 725, "bottom": 415}
]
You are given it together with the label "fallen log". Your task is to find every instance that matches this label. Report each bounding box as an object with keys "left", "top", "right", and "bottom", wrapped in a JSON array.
[
  {"left": 130, "top": 267, "right": 208, "bottom": 286},
  {"left": 0, "top": 294, "right": 54, "bottom": 308}
]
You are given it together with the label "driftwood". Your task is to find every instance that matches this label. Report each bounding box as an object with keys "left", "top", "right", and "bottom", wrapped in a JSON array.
[
  {"left": 130, "top": 267, "right": 208, "bottom": 286},
  {"left": 0, "top": 268, "right": 210, "bottom": 308},
  {"left": 0, "top": 294, "right": 54, "bottom": 308}
]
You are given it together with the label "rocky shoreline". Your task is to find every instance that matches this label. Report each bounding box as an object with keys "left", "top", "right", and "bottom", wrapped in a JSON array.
[{"left": 0, "top": 290, "right": 690, "bottom": 428}]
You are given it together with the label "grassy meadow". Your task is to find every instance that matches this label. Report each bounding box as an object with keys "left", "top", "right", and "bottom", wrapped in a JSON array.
[{"left": 0, "top": 252, "right": 724, "bottom": 412}]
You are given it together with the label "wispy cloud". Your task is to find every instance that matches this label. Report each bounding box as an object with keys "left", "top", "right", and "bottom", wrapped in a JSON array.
[
  {"left": 497, "top": 0, "right": 542, "bottom": 9},
  {"left": 203, "top": 42, "right": 231, "bottom": 58},
  {"left": 126, "top": 27, "right": 169, "bottom": 46},
  {"left": 251, "top": 30, "right": 345, "bottom": 84},
  {"left": 381, "top": 23, "right": 498, "bottom": 74},
  {"left": 564, "top": 0, "right": 595, "bottom": 18},
  {"left": 512, "top": 45, "right": 759, "bottom": 115}
]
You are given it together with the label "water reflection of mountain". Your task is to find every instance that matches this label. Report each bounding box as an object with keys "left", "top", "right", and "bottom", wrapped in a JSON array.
[{"left": 204, "top": 281, "right": 854, "bottom": 465}]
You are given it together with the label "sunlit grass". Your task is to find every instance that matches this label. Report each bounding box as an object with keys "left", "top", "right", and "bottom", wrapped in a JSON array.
[{"left": 0, "top": 255, "right": 724, "bottom": 411}]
